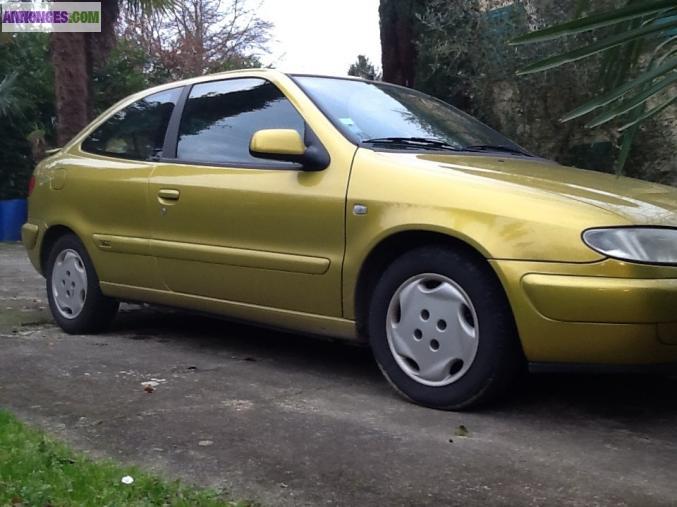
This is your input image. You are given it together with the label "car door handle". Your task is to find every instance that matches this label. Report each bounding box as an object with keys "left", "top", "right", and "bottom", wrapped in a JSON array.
[{"left": 158, "top": 189, "right": 180, "bottom": 201}]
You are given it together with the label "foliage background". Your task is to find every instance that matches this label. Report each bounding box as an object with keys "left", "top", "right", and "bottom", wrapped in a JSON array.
[
  {"left": 412, "top": 0, "right": 676, "bottom": 185},
  {"left": 1, "top": 0, "right": 675, "bottom": 200},
  {"left": 0, "top": 34, "right": 55, "bottom": 200},
  {"left": 0, "top": 0, "right": 271, "bottom": 200}
]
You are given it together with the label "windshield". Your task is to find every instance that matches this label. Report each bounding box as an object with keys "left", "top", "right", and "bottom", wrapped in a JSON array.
[{"left": 293, "top": 75, "right": 526, "bottom": 154}]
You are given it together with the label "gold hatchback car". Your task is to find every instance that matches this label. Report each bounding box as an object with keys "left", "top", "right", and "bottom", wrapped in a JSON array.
[{"left": 23, "top": 69, "right": 677, "bottom": 409}]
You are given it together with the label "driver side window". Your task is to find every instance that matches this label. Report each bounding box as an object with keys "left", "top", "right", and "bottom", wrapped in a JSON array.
[{"left": 176, "top": 78, "right": 305, "bottom": 166}]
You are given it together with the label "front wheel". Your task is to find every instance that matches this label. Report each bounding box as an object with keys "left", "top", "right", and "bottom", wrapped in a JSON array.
[
  {"left": 46, "top": 234, "right": 118, "bottom": 334},
  {"left": 368, "top": 246, "right": 523, "bottom": 410}
]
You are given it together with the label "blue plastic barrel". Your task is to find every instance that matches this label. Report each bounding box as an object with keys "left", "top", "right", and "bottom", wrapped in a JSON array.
[{"left": 0, "top": 199, "right": 28, "bottom": 242}]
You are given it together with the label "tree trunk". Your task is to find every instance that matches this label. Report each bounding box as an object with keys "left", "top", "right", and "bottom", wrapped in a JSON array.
[
  {"left": 89, "top": 0, "right": 118, "bottom": 63},
  {"left": 50, "top": 33, "right": 90, "bottom": 146},
  {"left": 379, "top": 0, "right": 420, "bottom": 87},
  {"left": 50, "top": 0, "right": 119, "bottom": 146}
]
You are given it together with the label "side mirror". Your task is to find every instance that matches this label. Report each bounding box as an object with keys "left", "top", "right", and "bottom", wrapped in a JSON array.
[{"left": 249, "top": 128, "right": 329, "bottom": 171}]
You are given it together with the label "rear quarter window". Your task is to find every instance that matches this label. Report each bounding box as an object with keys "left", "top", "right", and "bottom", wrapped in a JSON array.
[{"left": 82, "top": 88, "right": 181, "bottom": 161}]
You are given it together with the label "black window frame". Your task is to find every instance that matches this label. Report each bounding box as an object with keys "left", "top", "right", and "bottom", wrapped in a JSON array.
[
  {"left": 80, "top": 86, "right": 184, "bottom": 162},
  {"left": 157, "top": 77, "right": 323, "bottom": 171}
]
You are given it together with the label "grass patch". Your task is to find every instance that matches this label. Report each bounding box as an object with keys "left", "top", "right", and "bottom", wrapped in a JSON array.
[{"left": 0, "top": 410, "right": 247, "bottom": 506}]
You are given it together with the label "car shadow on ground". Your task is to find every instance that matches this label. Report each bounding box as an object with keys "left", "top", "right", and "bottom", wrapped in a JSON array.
[
  {"left": 111, "top": 304, "right": 382, "bottom": 380},
  {"left": 109, "top": 305, "right": 677, "bottom": 421}
]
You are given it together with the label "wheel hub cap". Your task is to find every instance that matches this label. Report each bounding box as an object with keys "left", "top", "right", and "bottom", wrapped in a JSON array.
[
  {"left": 386, "top": 273, "right": 479, "bottom": 386},
  {"left": 51, "top": 249, "right": 87, "bottom": 319}
]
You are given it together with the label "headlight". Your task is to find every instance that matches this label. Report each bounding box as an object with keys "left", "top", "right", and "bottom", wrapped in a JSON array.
[{"left": 582, "top": 227, "right": 677, "bottom": 265}]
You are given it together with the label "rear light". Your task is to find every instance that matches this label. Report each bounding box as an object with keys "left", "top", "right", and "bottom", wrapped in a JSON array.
[{"left": 28, "top": 175, "right": 36, "bottom": 196}]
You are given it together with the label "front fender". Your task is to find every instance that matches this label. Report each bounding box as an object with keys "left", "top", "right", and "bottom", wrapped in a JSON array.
[{"left": 342, "top": 149, "right": 627, "bottom": 319}]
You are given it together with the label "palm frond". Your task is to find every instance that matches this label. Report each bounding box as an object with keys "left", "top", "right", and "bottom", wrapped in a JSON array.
[
  {"left": 598, "top": 15, "right": 645, "bottom": 92},
  {"left": 512, "top": 1, "right": 677, "bottom": 175},
  {"left": 560, "top": 57, "right": 677, "bottom": 121},
  {"left": 657, "top": 43, "right": 677, "bottom": 66},
  {"left": 516, "top": 17, "right": 677, "bottom": 75},
  {"left": 585, "top": 73, "right": 677, "bottom": 128},
  {"left": 124, "top": 0, "right": 177, "bottom": 16},
  {"left": 510, "top": 0, "right": 675, "bottom": 45},
  {"left": 618, "top": 94, "right": 677, "bottom": 131},
  {"left": 615, "top": 123, "right": 640, "bottom": 173}
]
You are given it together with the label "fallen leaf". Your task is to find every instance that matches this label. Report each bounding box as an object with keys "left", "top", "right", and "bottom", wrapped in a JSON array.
[
  {"left": 143, "top": 385, "right": 154, "bottom": 393},
  {"left": 454, "top": 425, "right": 469, "bottom": 437}
]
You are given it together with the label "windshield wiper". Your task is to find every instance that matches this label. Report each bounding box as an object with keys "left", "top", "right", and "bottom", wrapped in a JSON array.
[
  {"left": 362, "top": 137, "right": 461, "bottom": 151},
  {"left": 462, "top": 144, "right": 531, "bottom": 156}
]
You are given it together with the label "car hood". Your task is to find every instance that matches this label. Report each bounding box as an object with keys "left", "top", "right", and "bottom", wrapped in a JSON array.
[{"left": 402, "top": 152, "right": 677, "bottom": 226}]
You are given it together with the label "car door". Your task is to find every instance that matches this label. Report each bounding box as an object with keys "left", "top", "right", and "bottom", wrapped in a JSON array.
[
  {"left": 73, "top": 86, "right": 182, "bottom": 289},
  {"left": 147, "top": 77, "right": 352, "bottom": 317}
]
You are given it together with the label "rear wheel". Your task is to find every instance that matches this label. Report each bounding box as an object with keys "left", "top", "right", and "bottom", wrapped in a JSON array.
[
  {"left": 46, "top": 234, "right": 118, "bottom": 334},
  {"left": 368, "top": 246, "right": 523, "bottom": 410}
]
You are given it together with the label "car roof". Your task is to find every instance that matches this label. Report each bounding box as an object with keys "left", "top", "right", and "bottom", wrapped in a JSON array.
[
  {"left": 107, "top": 69, "right": 375, "bottom": 118},
  {"left": 143, "top": 69, "right": 369, "bottom": 94}
]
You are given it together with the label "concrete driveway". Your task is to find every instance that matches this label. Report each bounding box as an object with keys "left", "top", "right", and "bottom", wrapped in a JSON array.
[{"left": 1, "top": 242, "right": 676, "bottom": 506}]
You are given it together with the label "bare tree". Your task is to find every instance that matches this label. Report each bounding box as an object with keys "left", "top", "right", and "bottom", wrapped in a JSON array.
[{"left": 119, "top": 0, "right": 272, "bottom": 80}]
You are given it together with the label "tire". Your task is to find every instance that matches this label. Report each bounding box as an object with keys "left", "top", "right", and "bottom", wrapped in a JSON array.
[
  {"left": 367, "top": 246, "right": 524, "bottom": 410},
  {"left": 45, "top": 233, "right": 118, "bottom": 334}
]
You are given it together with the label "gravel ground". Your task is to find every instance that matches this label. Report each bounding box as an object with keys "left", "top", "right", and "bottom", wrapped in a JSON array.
[{"left": 1, "top": 242, "right": 676, "bottom": 506}]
